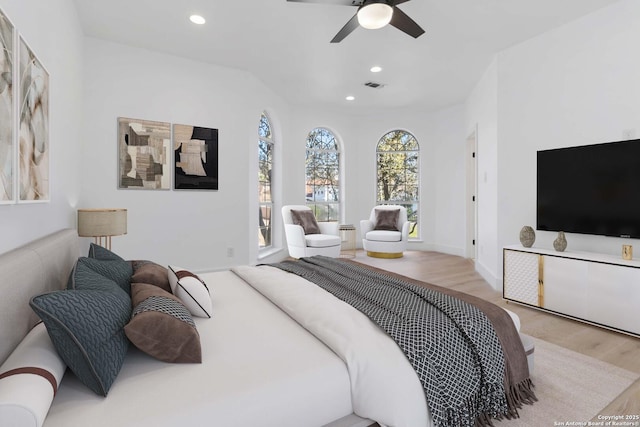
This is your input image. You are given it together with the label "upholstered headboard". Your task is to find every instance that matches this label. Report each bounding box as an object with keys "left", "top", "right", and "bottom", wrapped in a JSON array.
[{"left": 0, "top": 229, "right": 80, "bottom": 365}]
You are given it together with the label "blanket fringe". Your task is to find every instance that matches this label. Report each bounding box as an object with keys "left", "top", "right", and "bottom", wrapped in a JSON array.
[
  {"left": 448, "top": 379, "right": 537, "bottom": 427},
  {"left": 507, "top": 378, "right": 538, "bottom": 417},
  {"left": 494, "top": 378, "right": 538, "bottom": 422},
  {"left": 443, "top": 383, "right": 508, "bottom": 427}
]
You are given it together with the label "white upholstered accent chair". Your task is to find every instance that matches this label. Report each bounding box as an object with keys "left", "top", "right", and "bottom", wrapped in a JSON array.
[
  {"left": 282, "top": 205, "right": 341, "bottom": 259},
  {"left": 360, "top": 205, "right": 410, "bottom": 258}
]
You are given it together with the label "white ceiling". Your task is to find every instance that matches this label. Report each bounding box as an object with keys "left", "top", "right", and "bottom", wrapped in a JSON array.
[{"left": 73, "top": 0, "right": 620, "bottom": 114}]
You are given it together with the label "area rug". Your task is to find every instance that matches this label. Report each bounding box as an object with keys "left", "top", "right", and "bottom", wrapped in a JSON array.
[{"left": 495, "top": 338, "right": 639, "bottom": 426}]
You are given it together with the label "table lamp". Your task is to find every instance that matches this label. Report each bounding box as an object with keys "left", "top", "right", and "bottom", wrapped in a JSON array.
[{"left": 77, "top": 208, "right": 127, "bottom": 250}]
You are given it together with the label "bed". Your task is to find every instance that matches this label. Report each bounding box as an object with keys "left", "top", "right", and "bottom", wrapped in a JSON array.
[{"left": 0, "top": 229, "right": 534, "bottom": 427}]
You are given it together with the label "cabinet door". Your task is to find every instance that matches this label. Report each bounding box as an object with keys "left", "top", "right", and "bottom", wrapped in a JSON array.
[
  {"left": 543, "top": 256, "right": 588, "bottom": 319},
  {"left": 588, "top": 263, "right": 640, "bottom": 335},
  {"left": 504, "top": 250, "right": 540, "bottom": 306}
]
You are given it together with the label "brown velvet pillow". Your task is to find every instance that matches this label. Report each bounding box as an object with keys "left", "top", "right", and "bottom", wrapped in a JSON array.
[
  {"left": 290, "top": 209, "right": 321, "bottom": 235},
  {"left": 124, "top": 283, "right": 201, "bottom": 363},
  {"left": 131, "top": 262, "right": 171, "bottom": 293},
  {"left": 373, "top": 208, "right": 400, "bottom": 231}
]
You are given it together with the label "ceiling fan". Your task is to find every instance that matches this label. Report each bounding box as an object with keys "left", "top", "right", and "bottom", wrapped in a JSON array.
[{"left": 286, "top": 0, "right": 425, "bottom": 43}]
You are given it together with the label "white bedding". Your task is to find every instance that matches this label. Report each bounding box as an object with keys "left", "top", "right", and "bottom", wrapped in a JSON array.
[
  {"left": 232, "top": 264, "right": 523, "bottom": 427},
  {"left": 43, "top": 271, "right": 353, "bottom": 427},
  {"left": 234, "top": 265, "right": 430, "bottom": 427}
]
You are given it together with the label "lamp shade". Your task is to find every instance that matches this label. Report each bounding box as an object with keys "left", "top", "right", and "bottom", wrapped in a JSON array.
[
  {"left": 357, "top": 2, "right": 393, "bottom": 30},
  {"left": 78, "top": 209, "right": 127, "bottom": 238}
]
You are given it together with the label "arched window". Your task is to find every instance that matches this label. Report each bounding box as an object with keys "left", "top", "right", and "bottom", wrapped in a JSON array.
[
  {"left": 376, "top": 130, "right": 419, "bottom": 239},
  {"left": 258, "top": 113, "right": 274, "bottom": 249},
  {"left": 305, "top": 128, "right": 340, "bottom": 222}
]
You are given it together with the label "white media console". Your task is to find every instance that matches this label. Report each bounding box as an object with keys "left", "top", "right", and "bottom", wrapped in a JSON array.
[{"left": 503, "top": 245, "right": 640, "bottom": 337}]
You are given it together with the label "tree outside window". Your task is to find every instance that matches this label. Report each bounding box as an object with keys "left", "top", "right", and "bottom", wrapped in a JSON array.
[
  {"left": 258, "top": 113, "right": 273, "bottom": 249},
  {"left": 376, "top": 130, "right": 419, "bottom": 238},
  {"left": 305, "top": 128, "right": 340, "bottom": 222}
]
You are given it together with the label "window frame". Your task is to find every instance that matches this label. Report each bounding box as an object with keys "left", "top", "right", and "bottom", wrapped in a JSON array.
[
  {"left": 305, "top": 127, "right": 342, "bottom": 223},
  {"left": 376, "top": 130, "right": 420, "bottom": 240},
  {"left": 258, "top": 112, "right": 274, "bottom": 251}
]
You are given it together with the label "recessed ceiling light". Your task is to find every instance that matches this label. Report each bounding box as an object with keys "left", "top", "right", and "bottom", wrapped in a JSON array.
[
  {"left": 189, "top": 15, "right": 206, "bottom": 25},
  {"left": 346, "top": 96, "right": 355, "bottom": 101},
  {"left": 370, "top": 66, "right": 382, "bottom": 73}
]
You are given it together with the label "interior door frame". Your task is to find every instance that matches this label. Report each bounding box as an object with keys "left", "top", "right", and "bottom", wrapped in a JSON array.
[{"left": 465, "top": 127, "right": 478, "bottom": 260}]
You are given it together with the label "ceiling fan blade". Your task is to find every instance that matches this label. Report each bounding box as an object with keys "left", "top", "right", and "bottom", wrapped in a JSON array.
[
  {"left": 286, "top": 0, "right": 361, "bottom": 6},
  {"left": 392, "top": 0, "right": 411, "bottom": 5},
  {"left": 330, "top": 13, "right": 360, "bottom": 43},
  {"left": 389, "top": 6, "right": 425, "bottom": 39}
]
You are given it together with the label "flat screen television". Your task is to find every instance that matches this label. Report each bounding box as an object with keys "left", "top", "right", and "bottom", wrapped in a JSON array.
[{"left": 537, "top": 138, "right": 640, "bottom": 238}]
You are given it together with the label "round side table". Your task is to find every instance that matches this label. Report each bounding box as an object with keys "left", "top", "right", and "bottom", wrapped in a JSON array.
[{"left": 339, "top": 224, "right": 356, "bottom": 258}]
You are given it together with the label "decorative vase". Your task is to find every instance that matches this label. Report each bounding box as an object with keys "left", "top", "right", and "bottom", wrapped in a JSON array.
[
  {"left": 519, "top": 226, "right": 535, "bottom": 248},
  {"left": 553, "top": 231, "right": 567, "bottom": 252}
]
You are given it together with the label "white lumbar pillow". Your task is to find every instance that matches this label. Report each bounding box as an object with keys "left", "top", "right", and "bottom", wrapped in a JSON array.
[
  {"left": 0, "top": 322, "right": 67, "bottom": 427},
  {"left": 168, "top": 266, "right": 212, "bottom": 318}
]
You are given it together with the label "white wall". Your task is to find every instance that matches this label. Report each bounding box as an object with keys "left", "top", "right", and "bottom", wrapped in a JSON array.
[
  {"left": 465, "top": 59, "right": 499, "bottom": 286},
  {"left": 80, "top": 38, "right": 290, "bottom": 271},
  {"left": 288, "top": 104, "right": 467, "bottom": 256},
  {"left": 496, "top": 0, "right": 640, "bottom": 286},
  {"left": 430, "top": 105, "right": 467, "bottom": 255},
  {"left": 0, "top": 0, "right": 84, "bottom": 254}
]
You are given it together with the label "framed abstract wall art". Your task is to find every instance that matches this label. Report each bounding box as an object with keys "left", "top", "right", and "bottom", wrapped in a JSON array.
[
  {"left": 118, "top": 117, "right": 171, "bottom": 190},
  {"left": 0, "top": 8, "right": 14, "bottom": 204},
  {"left": 173, "top": 124, "right": 218, "bottom": 190},
  {"left": 18, "top": 35, "right": 49, "bottom": 203}
]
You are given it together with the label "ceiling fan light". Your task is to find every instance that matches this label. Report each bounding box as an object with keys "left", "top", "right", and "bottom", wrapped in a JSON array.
[{"left": 357, "top": 3, "right": 393, "bottom": 30}]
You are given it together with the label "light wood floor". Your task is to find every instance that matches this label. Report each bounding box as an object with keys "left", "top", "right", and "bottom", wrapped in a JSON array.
[{"left": 350, "top": 250, "right": 640, "bottom": 417}]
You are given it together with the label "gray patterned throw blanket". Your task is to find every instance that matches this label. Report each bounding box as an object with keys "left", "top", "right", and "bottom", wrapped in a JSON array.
[{"left": 270, "top": 256, "right": 536, "bottom": 427}]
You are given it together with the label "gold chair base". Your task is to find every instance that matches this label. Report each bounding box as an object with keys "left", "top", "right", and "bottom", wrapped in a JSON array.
[{"left": 366, "top": 251, "right": 403, "bottom": 259}]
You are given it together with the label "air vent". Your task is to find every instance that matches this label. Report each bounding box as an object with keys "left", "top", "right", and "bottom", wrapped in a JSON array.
[{"left": 364, "top": 81, "right": 385, "bottom": 89}]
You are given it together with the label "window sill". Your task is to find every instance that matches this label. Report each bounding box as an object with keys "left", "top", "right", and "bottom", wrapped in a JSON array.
[{"left": 258, "top": 247, "right": 284, "bottom": 261}]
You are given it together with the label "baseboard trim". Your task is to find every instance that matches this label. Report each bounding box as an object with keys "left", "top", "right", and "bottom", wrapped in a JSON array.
[{"left": 475, "top": 260, "right": 499, "bottom": 291}]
